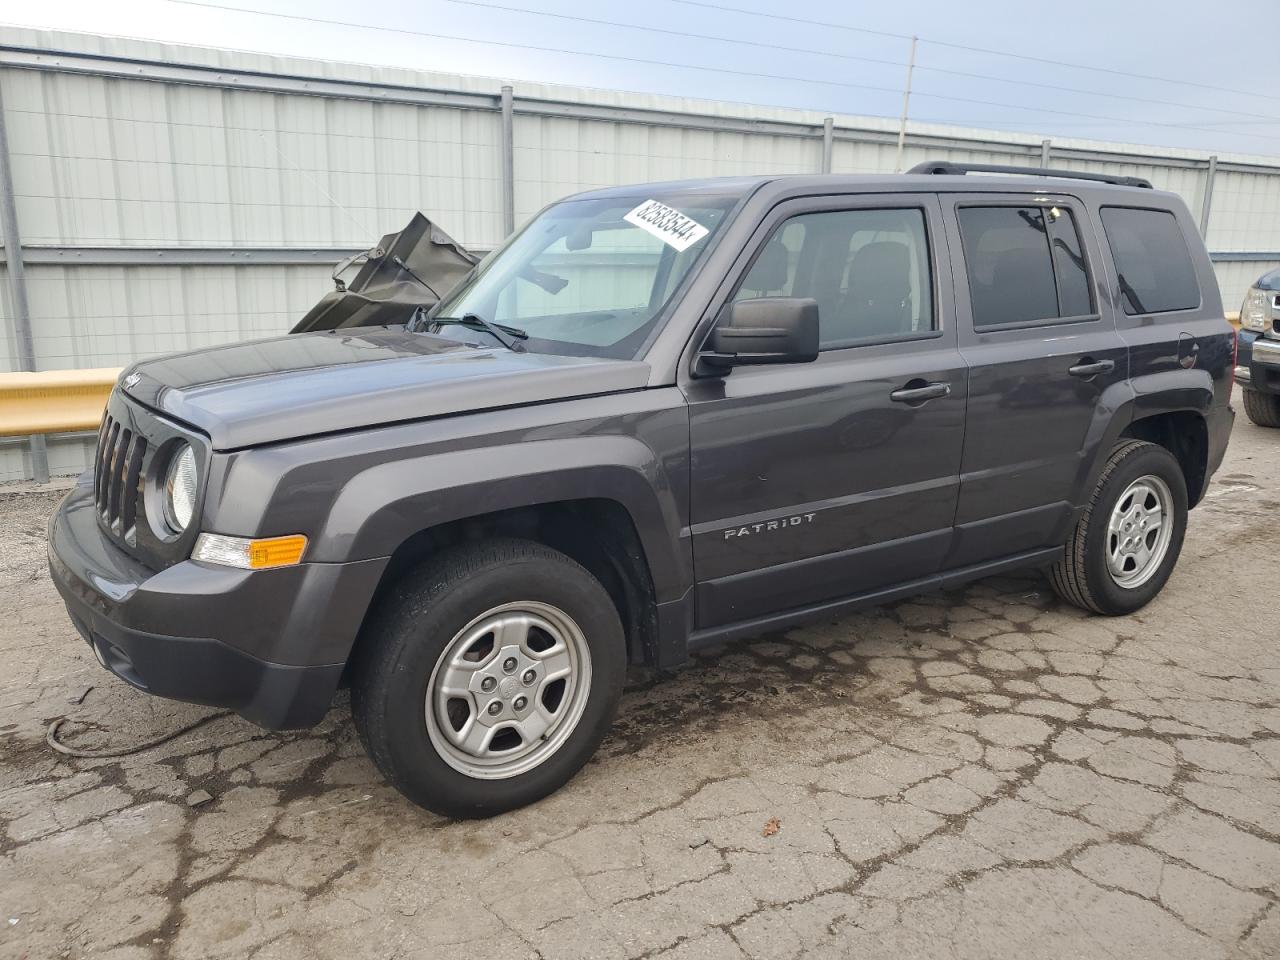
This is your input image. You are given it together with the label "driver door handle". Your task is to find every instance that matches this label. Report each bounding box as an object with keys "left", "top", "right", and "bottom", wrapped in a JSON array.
[
  {"left": 1068, "top": 358, "right": 1115, "bottom": 378},
  {"left": 890, "top": 381, "right": 951, "bottom": 404}
]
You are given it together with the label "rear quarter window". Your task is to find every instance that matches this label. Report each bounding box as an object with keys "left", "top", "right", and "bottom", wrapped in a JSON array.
[{"left": 1099, "top": 207, "right": 1200, "bottom": 315}]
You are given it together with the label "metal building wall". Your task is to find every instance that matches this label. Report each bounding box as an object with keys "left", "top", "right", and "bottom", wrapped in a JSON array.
[{"left": 2, "top": 27, "right": 1279, "bottom": 481}]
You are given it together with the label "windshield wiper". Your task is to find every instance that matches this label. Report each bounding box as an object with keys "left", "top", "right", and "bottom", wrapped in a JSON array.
[
  {"left": 1118, "top": 275, "right": 1148, "bottom": 315},
  {"left": 427, "top": 313, "right": 528, "bottom": 352},
  {"left": 392, "top": 253, "right": 526, "bottom": 351}
]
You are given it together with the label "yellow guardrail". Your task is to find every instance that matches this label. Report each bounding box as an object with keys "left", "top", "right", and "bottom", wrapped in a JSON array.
[{"left": 0, "top": 368, "right": 122, "bottom": 438}]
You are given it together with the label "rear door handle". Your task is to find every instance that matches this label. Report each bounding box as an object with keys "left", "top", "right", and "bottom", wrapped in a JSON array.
[
  {"left": 1068, "top": 358, "right": 1115, "bottom": 379},
  {"left": 890, "top": 381, "right": 951, "bottom": 404}
]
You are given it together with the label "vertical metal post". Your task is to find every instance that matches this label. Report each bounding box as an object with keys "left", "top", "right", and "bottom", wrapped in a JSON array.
[
  {"left": 1040, "top": 139, "right": 1052, "bottom": 168},
  {"left": 1199, "top": 154, "right": 1218, "bottom": 237},
  {"left": 821, "top": 117, "right": 833, "bottom": 173},
  {"left": 500, "top": 85, "right": 515, "bottom": 239},
  {"left": 0, "top": 77, "right": 48, "bottom": 483},
  {"left": 894, "top": 36, "right": 917, "bottom": 174}
]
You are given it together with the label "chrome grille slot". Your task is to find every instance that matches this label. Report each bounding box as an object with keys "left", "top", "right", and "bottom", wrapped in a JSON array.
[
  {"left": 106, "top": 428, "right": 131, "bottom": 527},
  {"left": 121, "top": 435, "right": 147, "bottom": 534},
  {"left": 92, "top": 417, "right": 110, "bottom": 509},
  {"left": 95, "top": 418, "right": 120, "bottom": 516},
  {"left": 94, "top": 417, "right": 146, "bottom": 535}
]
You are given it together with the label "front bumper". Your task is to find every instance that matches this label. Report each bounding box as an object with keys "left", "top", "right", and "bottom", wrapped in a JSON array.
[
  {"left": 1235, "top": 330, "right": 1280, "bottom": 396},
  {"left": 48, "top": 477, "right": 387, "bottom": 729}
]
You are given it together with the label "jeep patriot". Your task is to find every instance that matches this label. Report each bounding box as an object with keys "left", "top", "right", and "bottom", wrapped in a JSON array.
[{"left": 49, "top": 163, "right": 1236, "bottom": 816}]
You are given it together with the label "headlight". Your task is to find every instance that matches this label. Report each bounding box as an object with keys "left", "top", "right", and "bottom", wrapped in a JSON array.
[
  {"left": 163, "top": 443, "right": 198, "bottom": 532},
  {"left": 1242, "top": 286, "right": 1273, "bottom": 332}
]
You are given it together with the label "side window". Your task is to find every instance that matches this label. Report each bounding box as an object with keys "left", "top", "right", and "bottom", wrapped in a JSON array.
[
  {"left": 1099, "top": 207, "right": 1200, "bottom": 315},
  {"left": 1049, "top": 210, "right": 1092, "bottom": 318},
  {"left": 733, "top": 208, "right": 934, "bottom": 349},
  {"left": 957, "top": 205, "right": 1095, "bottom": 328},
  {"left": 735, "top": 220, "right": 806, "bottom": 299}
]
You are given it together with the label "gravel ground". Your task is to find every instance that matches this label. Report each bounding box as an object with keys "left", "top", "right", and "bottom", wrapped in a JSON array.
[{"left": 1, "top": 415, "right": 1278, "bottom": 960}]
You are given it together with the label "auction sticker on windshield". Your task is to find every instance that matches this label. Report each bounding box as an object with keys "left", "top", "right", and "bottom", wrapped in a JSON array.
[{"left": 624, "top": 200, "right": 710, "bottom": 252}]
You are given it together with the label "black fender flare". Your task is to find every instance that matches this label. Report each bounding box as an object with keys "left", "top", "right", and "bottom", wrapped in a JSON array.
[
  {"left": 312, "top": 435, "right": 691, "bottom": 603},
  {"left": 1077, "top": 368, "right": 1213, "bottom": 508}
]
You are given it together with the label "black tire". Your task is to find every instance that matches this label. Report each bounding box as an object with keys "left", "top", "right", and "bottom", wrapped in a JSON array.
[
  {"left": 1049, "top": 440, "right": 1188, "bottom": 616},
  {"left": 351, "top": 538, "right": 625, "bottom": 818},
  {"left": 1242, "top": 388, "right": 1280, "bottom": 428}
]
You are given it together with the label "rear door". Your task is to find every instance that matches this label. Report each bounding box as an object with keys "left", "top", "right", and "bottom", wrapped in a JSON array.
[
  {"left": 941, "top": 193, "right": 1129, "bottom": 568},
  {"left": 685, "top": 193, "right": 967, "bottom": 628}
]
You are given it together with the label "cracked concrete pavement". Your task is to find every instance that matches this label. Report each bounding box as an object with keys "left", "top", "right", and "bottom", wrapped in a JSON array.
[{"left": 2, "top": 415, "right": 1278, "bottom": 960}]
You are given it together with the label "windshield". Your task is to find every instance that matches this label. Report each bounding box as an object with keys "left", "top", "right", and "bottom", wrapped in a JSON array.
[{"left": 429, "top": 192, "right": 739, "bottom": 359}]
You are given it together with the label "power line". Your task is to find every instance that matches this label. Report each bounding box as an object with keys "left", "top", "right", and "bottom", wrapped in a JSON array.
[
  {"left": 165, "top": 0, "right": 1280, "bottom": 145},
  {"left": 446, "top": 0, "right": 1280, "bottom": 126},
  {"left": 444, "top": 0, "right": 909, "bottom": 74},
  {"left": 161, "top": 1, "right": 914, "bottom": 98},
  {"left": 667, "top": 0, "right": 911, "bottom": 43},
  {"left": 666, "top": 0, "right": 1278, "bottom": 104}
]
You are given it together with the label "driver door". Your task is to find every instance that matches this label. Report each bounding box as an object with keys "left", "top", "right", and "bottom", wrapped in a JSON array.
[{"left": 684, "top": 194, "right": 967, "bottom": 629}]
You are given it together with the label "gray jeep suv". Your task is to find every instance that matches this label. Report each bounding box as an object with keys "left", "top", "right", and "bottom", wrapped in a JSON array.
[{"left": 49, "top": 163, "right": 1235, "bottom": 817}]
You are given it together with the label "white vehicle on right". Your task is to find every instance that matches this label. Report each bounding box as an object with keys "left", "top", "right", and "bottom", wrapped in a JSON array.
[{"left": 1238, "top": 268, "right": 1280, "bottom": 427}]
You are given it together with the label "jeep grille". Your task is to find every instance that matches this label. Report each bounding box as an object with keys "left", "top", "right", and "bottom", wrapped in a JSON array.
[
  {"left": 94, "top": 413, "right": 147, "bottom": 538},
  {"left": 91, "top": 390, "right": 207, "bottom": 570}
]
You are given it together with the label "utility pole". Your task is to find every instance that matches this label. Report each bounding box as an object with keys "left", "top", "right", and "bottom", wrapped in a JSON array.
[
  {"left": 500, "top": 85, "right": 515, "bottom": 238},
  {"left": 894, "top": 36, "right": 917, "bottom": 174}
]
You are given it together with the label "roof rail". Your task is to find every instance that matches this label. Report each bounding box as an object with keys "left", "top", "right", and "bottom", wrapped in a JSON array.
[{"left": 907, "top": 160, "right": 1153, "bottom": 189}]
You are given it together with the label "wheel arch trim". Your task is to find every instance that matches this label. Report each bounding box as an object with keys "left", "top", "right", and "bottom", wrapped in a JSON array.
[{"left": 314, "top": 435, "right": 690, "bottom": 602}]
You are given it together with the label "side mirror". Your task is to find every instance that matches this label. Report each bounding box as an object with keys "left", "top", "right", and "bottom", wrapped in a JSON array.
[{"left": 701, "top": 297, "right": 820, "bottom": 370}]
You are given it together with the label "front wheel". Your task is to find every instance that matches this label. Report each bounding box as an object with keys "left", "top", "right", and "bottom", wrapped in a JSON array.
[
  {"left": 1242, "top": 388, "right": 1280, "bottom": 428},
  {"left": 1050, "top": 440, "right": 1188, "bottom": 616},
  {"left": 351, "top": 539, "right": 625, "bottom": 818}
]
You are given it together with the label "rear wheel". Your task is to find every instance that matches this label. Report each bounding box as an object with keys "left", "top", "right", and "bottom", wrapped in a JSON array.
[
  {"left": 1050, "top": 440, "right": 1188, "bottom": 616},
  {"left": 351, "top": 539, "right": 625, "bottom": 818},
  {"left": 1242, "top": 388, "right": 1280, "bottom": 428}
]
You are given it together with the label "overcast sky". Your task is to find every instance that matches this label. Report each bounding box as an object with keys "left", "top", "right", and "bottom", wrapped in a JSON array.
[{"left": 4, "top": 0, "right": 1279, "bottom": 157}]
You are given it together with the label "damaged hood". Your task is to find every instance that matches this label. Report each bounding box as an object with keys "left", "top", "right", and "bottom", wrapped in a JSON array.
[
  {"left": 292, "top": 212, "right": 479, "bottom": 333},
  {"left": 121, "top": 328, "right": 651, "bottom": 450}
]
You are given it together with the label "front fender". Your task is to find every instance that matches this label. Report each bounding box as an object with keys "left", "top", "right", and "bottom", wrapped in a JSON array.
[{"left": 315, "top": 435, "right": 690, "bottom": 601}]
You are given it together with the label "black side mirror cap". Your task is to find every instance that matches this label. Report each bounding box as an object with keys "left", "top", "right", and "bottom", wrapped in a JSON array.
[{"left": 701, "top": 297, "right": 820, "bottom": 371}]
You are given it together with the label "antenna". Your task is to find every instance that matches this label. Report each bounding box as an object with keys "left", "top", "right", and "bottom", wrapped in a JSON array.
[{"left": 254, "top": 131, "right": 377, "bottom": 239}]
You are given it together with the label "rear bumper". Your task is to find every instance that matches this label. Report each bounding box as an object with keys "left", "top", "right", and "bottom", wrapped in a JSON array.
[
  {"left": 1236, "top": 331, "right": 1280, "bottom": 396},
  {"left": 1206, "top": 398, "right": 1234, "bottom": 493},
  {"left": 48, "top": 477, "right": 387, "bottom": 729}
]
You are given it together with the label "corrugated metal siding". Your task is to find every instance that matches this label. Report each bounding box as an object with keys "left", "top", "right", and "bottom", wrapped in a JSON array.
[
  {"left": 843, "top": 140, "right": 1038, "bottom": 175},
  {"left": 18, "top": 263, "right": 332, "bottom": 369},
  {"left": 513, "top": 115, "right": 821, "bottom": 223},
  {"left": 2, "top": 66, "right": 503, "bottom": 249},
  {"left": 1064, "top": 156, "right": 1209, "bottom": 214},
  {"left": 1206, "top": 169, "right": 1280, "bottom": 253},
  {"left": 1, "top": 432, "right": 96, "bottom": 483},
  {"left": 3, "top": 27, "right": 1280, "bottom": 482}
]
